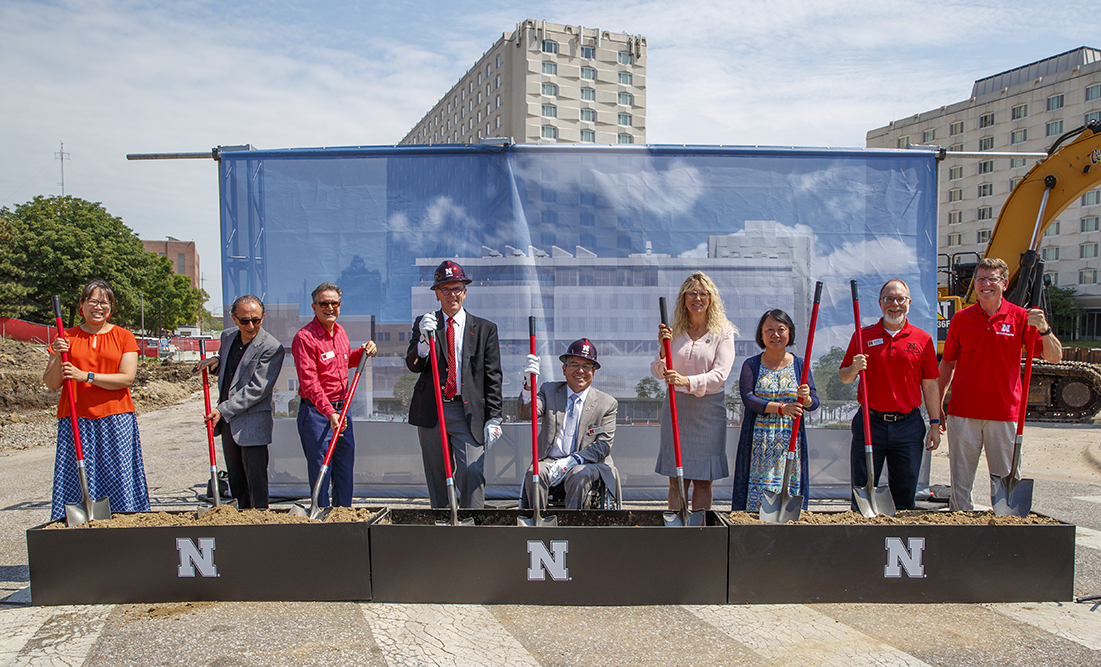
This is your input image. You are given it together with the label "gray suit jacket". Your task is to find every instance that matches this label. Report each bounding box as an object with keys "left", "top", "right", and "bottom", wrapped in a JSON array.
[
  {"left": 212, "top": 327, "right": 286, "bottom": 447},
  {"left": 517, "top": 381, "right": 618, "bottom": 493}
]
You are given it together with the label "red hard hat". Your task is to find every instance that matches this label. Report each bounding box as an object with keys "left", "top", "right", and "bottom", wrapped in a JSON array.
[
  {"left": 431, "top": 260, "right": 472, "bottom": 289},
  {"left": 560, "top": 338, "right": 600, "bottom": 369}
]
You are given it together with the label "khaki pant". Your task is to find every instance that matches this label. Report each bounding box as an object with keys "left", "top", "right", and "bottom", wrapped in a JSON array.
[{"left": 946, "top": 415, "right": 1016, "bottom": 511}]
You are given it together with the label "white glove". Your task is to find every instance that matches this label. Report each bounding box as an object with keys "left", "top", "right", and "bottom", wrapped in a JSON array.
[
  {"left": 483, "top": 417, "right": 503, "bottom": 450},
  {"left": 522, "top": 354, "right": 540, "bottom": 380},
  {"left": 545, "top": 454, "right": 581, "bottom": 487},
  {"left": 419, "top": 312, "right": 438, "bottom": 340}
]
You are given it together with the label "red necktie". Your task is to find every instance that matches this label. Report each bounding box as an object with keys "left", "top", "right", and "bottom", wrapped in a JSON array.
[{"left": 445, "top": 317, "right": 457, "bottom": 400}]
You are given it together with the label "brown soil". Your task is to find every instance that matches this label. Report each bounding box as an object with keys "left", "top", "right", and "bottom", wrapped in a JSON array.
[
  {"left": 40, "top": 505, "right": 380, "bottom": 529},
  {"left": 723, "top": 510, "right": 1061, "bottom": 525},
  {"left": 127, "top": 601, "right": 218, "bottom": 620}
]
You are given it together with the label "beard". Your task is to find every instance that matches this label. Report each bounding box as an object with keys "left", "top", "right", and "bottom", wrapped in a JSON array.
[{"left": 884, "top": 311, "right": 907, "bottom": 329}]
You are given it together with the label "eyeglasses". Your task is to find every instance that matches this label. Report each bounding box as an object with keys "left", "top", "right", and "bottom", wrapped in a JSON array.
[
  {"left": 436, "top": 287, "right": 466, "bottom": 296},
  {"left": 84, "top": 298, "right": 111, "bottom": 309},
  {"left": 880, "top": 296, "right": 910, "bottom": 304},
  {"left": 685, "top": 290, "right": 710, "bottom": 300},
  {"left": 763, "top": 326, "right": 788, "bottom": 336},
  {"left": 565, "top": 362, "right": 596, "bottom": 373},
  {"left": 315, "top": 301, "right": 341, "bottom": 309},
  {"left": 237, "top": 317, "right": 262, "bottom": 325},
  {"left": 974, "top": 276, "right": 1003, "bottom": 285}
]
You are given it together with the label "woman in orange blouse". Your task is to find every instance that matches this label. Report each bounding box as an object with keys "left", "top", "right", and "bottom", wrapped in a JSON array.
[{"left": 43, "top": 279, "right": 149, "bottom": 520}]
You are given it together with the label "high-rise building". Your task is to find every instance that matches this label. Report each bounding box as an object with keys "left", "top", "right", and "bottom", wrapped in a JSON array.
[
  {"left": 866, "top": 47, "right": 1101, "bottom": 334},
  {"left": 401, "top": 19, "right": 646, "bottom": 146}
]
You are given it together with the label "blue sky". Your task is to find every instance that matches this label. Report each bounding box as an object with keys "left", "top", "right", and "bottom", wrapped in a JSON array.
[{"left": 1, "top": 0, "right": 1095, "bottom": 312}]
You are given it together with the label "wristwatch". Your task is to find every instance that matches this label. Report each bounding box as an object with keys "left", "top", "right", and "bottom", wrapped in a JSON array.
[
  {"left": 1038, "top": 327, "right": 1052, "bottom": 337},
  {"left": 929, "top": 418, "right": 941, "bottom": 425},
  {"left": 85, "top": 372, "right": 95, "bottom": 384}
]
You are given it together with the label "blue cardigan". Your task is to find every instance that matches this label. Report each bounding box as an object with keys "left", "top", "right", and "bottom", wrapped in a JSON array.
[{"left": 731, "top": 353, "right": 819, "bottom": 511}]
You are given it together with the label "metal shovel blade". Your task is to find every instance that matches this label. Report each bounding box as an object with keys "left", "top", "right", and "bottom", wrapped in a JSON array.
[
  {"left": 198, "top": 498, "right": 239, "bottom": 516},
  {"left": 65, "top": 496, "right": 112, "bottom": 527},
  {"left": 759, "top": 488, "right": 803, "bottom": 524},
  {"left": 437, "top": 485, "right": 475, "bottom": 526},
  {"left": 662, "top": 511, "right": 684, "bottom": 527},
  {"left": 289, "top": 502, "right": 332, "bottom": 521},
  {"left": 991, "top": 475, "right": 1034, "bottom": 517},
  {"left": 518, "top": 512, "right": 558, "bottom": 527},
  {"left": 853, "top": 485, "right": 896, "bottom": 519}
]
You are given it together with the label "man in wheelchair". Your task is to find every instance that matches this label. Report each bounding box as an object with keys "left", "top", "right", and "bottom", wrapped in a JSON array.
[{"left": 518, "top": 338, "right": 618, "bottom": 510}]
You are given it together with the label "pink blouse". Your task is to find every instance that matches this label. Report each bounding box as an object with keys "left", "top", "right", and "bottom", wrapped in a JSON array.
[{"left": 650, "top": 325, "right": 737, "bottom": 397}]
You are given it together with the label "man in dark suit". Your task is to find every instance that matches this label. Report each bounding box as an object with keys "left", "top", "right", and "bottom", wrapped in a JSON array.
[
  {"left": 518, "top": 338, "right": 618, "bottom": 510},
  {"left": 406, "top": 261, "right": 503, "bottom": 509},
  {"left": 197, "top": 295, "right": 285, "bottom": 509}
]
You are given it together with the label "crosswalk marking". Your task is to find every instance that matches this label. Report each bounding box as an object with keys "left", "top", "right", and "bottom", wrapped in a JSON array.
[
  {"left": 686, "top": 604, "right": 931, "bottom": 667},
  {"left": 3, "top": 604, "right": 112, "bottom": 667},
  {"left": 360, "top": 603, "right": 540, "bottom": 667},
  {"left": 989, "top": 602, "right": 1101, "bottom": 651}
]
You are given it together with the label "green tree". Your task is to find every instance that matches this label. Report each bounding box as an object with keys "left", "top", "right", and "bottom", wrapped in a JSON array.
[
  {"left": 143, "top": 254, "right": 209, "bottom": 333},
  {"left": 392, "top": 374, "right": 420, "bottom": 411},
  {"left": 635, "top": 376, "right": 662, "bottom": 398},
  {"left": 1045, "top": 284, "right": 1083, "bottom": 336},
  {"left": 201, "top": 307, "right": 224, "bottom": 332},
  {"left": 0, "top": 212, "right": 33, "bottom": 318},
  {"left": 812, "top": 346, "right": 857, "bottom": 402}
]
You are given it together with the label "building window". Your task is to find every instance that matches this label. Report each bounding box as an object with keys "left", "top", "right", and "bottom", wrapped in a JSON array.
[
  {"left": 980, "top": 136, "right": 995, "bottom": 150},
  {"left": 617, "top": 133, "right": 633, "bottom": 144},
  {"left": 1009, "top": 177, "right": 1021, "bottom": 191},
  {"left": 581, "top": 109, "right": 596, "bottom": 122},
  {"left": 618, "top": 92, "right": 633, "bottom": 105},
  {"left": 176, "top": 253, "right": 186, "bottom": 274},
  {"left": 581, "top": 88, "right": 596, "bottom": 101},
  {"left": 1082, "top": 270, "right": 1099, "bottom": 285},
  {"left": 896, "top": 136, "right": 909, "bottom": 149},
  {"left": 947, "top": 232, "right": 962, "bottom": 247},
  {"left": 922, "top": 129, "right": 935, "bottom": 143},
  {"left": 1087, "top": 84, "right": 1101, "bottom": 102},
  {"left": 1045, "top": 221, "right": 1061, "bottom": 236},
  {"left": 978, "top": 183, "right": 993, "bottom": 197},
  {"left": 580, "top": 129, "right": 595, "bottom": 143},
  {"left": 618, "top": 72, "right": 632, "bottom": 85},
  {"left": 542, "top": 62, "right": 557, "bottom": 75},
  {"left": 978, "top": 160, "right": 994, "bottom": 174},
  {"left": 1086, "top": 111, "right": 1101, "bottom": 125},
  {"left": 495, "top": 75, "right": 500, "bottom": 89},
  {"left": 1011, "top": 104, "right": 1028, "bottom": 120},
  {"left": 1047, "top": 94, "right": 1064, "bottom": 111},
  {"left": 1046, "top": 120, "right": 1064, "bottom": 137},
  {"left": 541, "top": 125, "right": 558, "bottom": 139},
  {"left": 581, "top": 66, "right": 597, "bottom": 80},
  {"left": 581, "top": 45, "right": 595, "bottom": 59},
  {"left": 948, "top": 188, "right": 963, "bottom": 202},
  {"left": 495, "top": 117, "right": 500, "bottom": 129},
  {"left": 496, "top": 55, "right": 501, "bottom": 68},
  {"left": 948, "top": 211, "right": 962, "bottom": 224},
  {"left": 1082, "top": 243, "right": 1100, "bottom": 259},
  {"left": 618, "top": 113, "right": 632, "bottom": 126},
  {"left": 495, "top": 95, "right": 500, "bottom": 108},
  {"left": 1011, "top": 157, "right": 1027, "bottom": 168},
  {"left": 1045, "top": 272, "right": 1059, "bottom": 286},
  {"left": 542, "top": 104, "right": 557, "bottom": 118},
  {"left": 949, "top": 166, "right": 963, "bottom": 180},
  {"left": 978, "top": 229, "right": 992, "bottom": 244},
  {"left": 1010, "top": 129, "right": 1026, "bottom": 145},
  {"left": 1082, "top": 216, "right": 1100, "bottom": 232},
  {"left": 979, "top": 113, "right": 995, "bottom": 128},
  {"left": 1041, "top": 246, "right": 1059, "bottom": 261},
  {"left": 542, "top": 82, "right": 558, "bottom": 96},
  {"left": 1085, "top": 191, "right": 1101, "bottom": 206},
  {"left": 977, "top": 206, "right": 993, "bottom": 220},
  {"left": 950, "top": 121, "right": 964, "bottom": 136},
  {"left": 542, "top": 40, "right": 558, "bottom": 54},
  {"left": 949, "top": 143, "right": 963, "bottom": 152},
  {"left": 619, "top": 51, "right": 631, "bottom": 65}
]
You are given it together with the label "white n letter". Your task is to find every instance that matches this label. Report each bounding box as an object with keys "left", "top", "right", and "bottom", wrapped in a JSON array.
[
  {"left": 177, "top": 537, "right": 218, "bottom": 577},
  {"left": 527, "top": 540, "right": 569, "bottom": 581},
  {"left": 884, "top": 537, "right": 925, "bottom": 578}
]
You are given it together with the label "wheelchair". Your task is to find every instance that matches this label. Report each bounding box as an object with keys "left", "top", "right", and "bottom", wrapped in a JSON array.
[{"left": 531, "top": 463, "right": 623, "bottom": 510}]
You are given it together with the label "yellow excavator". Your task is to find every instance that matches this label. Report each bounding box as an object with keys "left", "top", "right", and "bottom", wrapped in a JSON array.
[{"left": 937, "top": 120, "right": 1101, "bottom": 422}]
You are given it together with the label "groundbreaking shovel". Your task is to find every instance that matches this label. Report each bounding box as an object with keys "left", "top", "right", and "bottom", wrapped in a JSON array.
[
  {"left": 659, "top": 297, "right": 704, "bottom": 527},
  {"left": 289, "top": 350, "right": 370, "bottom": 520},
  {"left": 53, "top": 295, "right": 112, "bottom": 527},
  {"left": 992, "top": 327, "right": 1037, "bottom": 517},
  {"left": 760, "top": 281, "right": 823, "bottom": 524},
  {"left": 850, "top": 281, "right": 896, "bottom": 518},
  {"left": 425, "top": 326, "right": 474, "bottom": 526},
  {"left": 520, "top": 316, "right": 557, "bottom": 527},
  {"left": 198, "top": 339, "right": 237, "bottom": 515}
]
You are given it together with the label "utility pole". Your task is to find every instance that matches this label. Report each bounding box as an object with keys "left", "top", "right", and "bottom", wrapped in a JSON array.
[{"left": 55, "top": 142, "right": 70, "bottom": 196}]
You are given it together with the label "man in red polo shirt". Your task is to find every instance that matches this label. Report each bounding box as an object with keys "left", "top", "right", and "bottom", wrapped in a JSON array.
[
  {"left": 840, "top": 278, "right": 941, "bottom": 510},
  {"left": 938, "top": 258, "right": 1062, "bottom": 511}
]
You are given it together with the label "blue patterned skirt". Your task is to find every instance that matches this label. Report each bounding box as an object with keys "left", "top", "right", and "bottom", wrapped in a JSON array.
[{"left": 51, "top": 412, "right": 150, "bottom": 520}]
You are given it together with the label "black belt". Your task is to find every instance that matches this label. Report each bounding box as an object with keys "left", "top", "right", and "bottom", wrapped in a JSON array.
[
  {"left": 440, "top": 394, "right": 462, "bottom": 403},
  {"left": 868, "top": 407, "right": 918, "bottom": 422},
  {"left": 303, "top": 398, "right": 344, "bottom": 411}
]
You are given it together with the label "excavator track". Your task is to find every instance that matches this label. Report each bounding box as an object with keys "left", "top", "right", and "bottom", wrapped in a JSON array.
[{"left": 1027, "top": 361, "right": 1101, "bottom": 422}]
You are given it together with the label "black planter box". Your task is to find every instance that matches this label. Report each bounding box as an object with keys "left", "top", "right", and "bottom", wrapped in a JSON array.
[
  {"left": 368, "top": 509, "right": 729, "bottom": 605},
  {"left": 725, "top": 520, "right": 1075, "bottom": 603},
  {"left": 27, "top": 511, "right": 378, "bottom": 606}
]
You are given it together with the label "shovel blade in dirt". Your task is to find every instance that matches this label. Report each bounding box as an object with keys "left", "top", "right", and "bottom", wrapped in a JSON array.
[
  {"left": 991, "top": 473, "right": 1034, "bottom": 518},
  {"left": 853, "top": 485, "right": 896, "bottom": 519},
  {"left": 759, "top": 488, "right": 803, "bottom": 524},
  {"left": 518, "top": 511, "right": 558, "bottom": 527},
  {"left": 289, "top": 502, "right": 332, "bottom": 521},
  {"left": 65, "top": 496, "right": 112, "bottom": 527},
  {"left": 661, "top": 509, "right": 704, "bottom": 527},
  {"left": 436, "top": 484, "right": 475, "bottom": 526},
  {"left": 198, "top": 498, "right": 238, "bottom": 516}
]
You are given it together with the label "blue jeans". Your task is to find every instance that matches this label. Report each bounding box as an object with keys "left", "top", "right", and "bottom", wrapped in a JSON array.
[
  {"left": 850, "top": 408, "right": 925, "bottom": 510},
  {"left": 297, "top": 400, "right": 355, "bottom": 507}
]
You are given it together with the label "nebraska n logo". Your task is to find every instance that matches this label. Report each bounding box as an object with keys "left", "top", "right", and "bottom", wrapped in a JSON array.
[
  {"left": 527, "top": 540, "right": 569, "bottom": 581},
  {"left": 884, "top": 537, "right": 925, "bottom": 578},
  {"left": 177, "top": 537, "right": 218, "bottom": 578}
]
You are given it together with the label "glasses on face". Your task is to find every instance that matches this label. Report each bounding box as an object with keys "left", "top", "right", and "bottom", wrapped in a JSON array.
[
  {"left": 436, "top": 286, "right": 466, "bottom": 296},
  {"left": 763, "top": 326, "right": 788, "bottom": 337},
  {"left": 974, "top": 276, "right": 1003, "bottom": 285},
  {"left": 84, "top": 298, "right": 111, "bottom": 309},
  {"left": 685, "top": 290, "right": 710, "bottom": 300},
  {"left": 315, "top": 301, "right": 341, "bottom": 309},
  {"left": 237, "top": 317, "right": 262, "bottom": 325},
  {"left": 880, "top": 296, "right": 910, "bottom": 304},
  {"left": 565, "top": 362, "right": 595, "bottom": 373}
]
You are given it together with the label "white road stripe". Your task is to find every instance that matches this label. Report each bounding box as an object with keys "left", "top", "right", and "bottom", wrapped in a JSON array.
[
  {"left": 1075, "top": 525, "right": 1101, "bottom": 552},
  {"left": 989, "top": 602, "right": 1101, "bottom": 651},
  {"left": 686, "top": 604, "right": 931, "bottom": 667},
  {"left": 1073, "top": 496, "right": 1101, "bottom": 504},
  {"left": 361, "top": 603, "right": 540, "bottom": 667},
  {"left": 6, "top": 604, "right": 111, "bottom": 667},
  {"left": 0, "top": 607, "right": 54, "bottom": 667}
]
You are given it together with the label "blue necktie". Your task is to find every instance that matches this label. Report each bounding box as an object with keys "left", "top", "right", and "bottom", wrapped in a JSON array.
[{"left": 560, "top": 393, "right": 582, "bottom": 455}]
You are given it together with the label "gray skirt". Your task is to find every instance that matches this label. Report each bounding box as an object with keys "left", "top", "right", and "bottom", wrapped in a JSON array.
[{"left": 654, "top": 391, "right": 729, "bottom": 481}]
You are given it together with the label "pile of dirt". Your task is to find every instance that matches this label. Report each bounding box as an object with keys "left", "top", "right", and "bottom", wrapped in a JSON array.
[
  {"left": 723, "top": 510, "right": 1061, "bottom": 525},
  {"left": 0, "top": 337, "right": 203, "bottom": 452},
  {"left": 41, "top": 505, "right": 380, "bottom": 529}
]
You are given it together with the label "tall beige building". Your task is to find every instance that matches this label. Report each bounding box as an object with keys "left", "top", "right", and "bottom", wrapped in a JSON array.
[
  {"left": 401, "top": 19, "right": 646, "bottom": 146},
  {"left": 867, "top": 47, "right": 1101, "bottom": 335}
]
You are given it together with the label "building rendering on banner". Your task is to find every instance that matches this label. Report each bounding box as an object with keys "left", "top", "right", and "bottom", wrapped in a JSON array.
[
  {"left": 400, "top": 19, "right": 646, "bottom": 146},
  {"left": 866, "top": 46, "right": 1101, "bottom": 335}
]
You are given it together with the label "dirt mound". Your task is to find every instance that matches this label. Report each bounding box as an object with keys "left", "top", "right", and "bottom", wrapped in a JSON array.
[
  {"left": 723, "top": 510, "right": 1060, "bottom": 525},
  {"left": 41, "top": 505, "right": 380, "bottom": 528}
]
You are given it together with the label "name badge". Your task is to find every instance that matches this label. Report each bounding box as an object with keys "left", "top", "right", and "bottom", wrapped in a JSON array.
[
  {"left": 320, "top": 350, "right": 335, "bottom": 362},
  {"left": 587, "top": 426, "right": 606, "bottom": 436},
  {"left": 867, "top": 338, "right": 884, "bottom": 347}
]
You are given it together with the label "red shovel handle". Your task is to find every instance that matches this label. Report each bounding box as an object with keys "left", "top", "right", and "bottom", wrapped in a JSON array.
[
  {"left": 52, "top": 296, "right": 84, "bottom": 462},
  {"left": 426, "top": 329, "right": 454, "bottom": 480},
  {"left": 199, "top": 339, "right": 218, "bottom": 466},
  {"left": 529, "top": 316, "right": 539, "bottom": 478},
  {"left": 1017, "top": 328, "right": 1037, "bottom": 436},
  {"left": 321, "top": 350, "right": 370, "bottom": 469},
  {"left": 786, "top": 281, "right": 823, "bottom": 454},
  {"left": 851, "top": 281, "right": 874, "bottom": 454},
  {"left": 659, "top": 297, "right": 683, "bottom": 468}
]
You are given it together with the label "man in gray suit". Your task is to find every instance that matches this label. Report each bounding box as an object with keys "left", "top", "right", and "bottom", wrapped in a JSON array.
[
  {"left": 518, "top": 338, "right": 617, "bottom": 510},
  {"left": 197, "top": 295, "right": 285, "bottom": 509}
]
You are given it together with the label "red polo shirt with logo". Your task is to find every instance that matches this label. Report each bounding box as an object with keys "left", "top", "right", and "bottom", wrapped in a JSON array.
[
  {"left": 943, "top": 300, "right": 1043, "bottom": 421},
  {"left": 292, "top": 317, "right": 365, "bottom": 417},
  {"left": 842, "top": 319, "right": 938, "bottom": 414}
]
